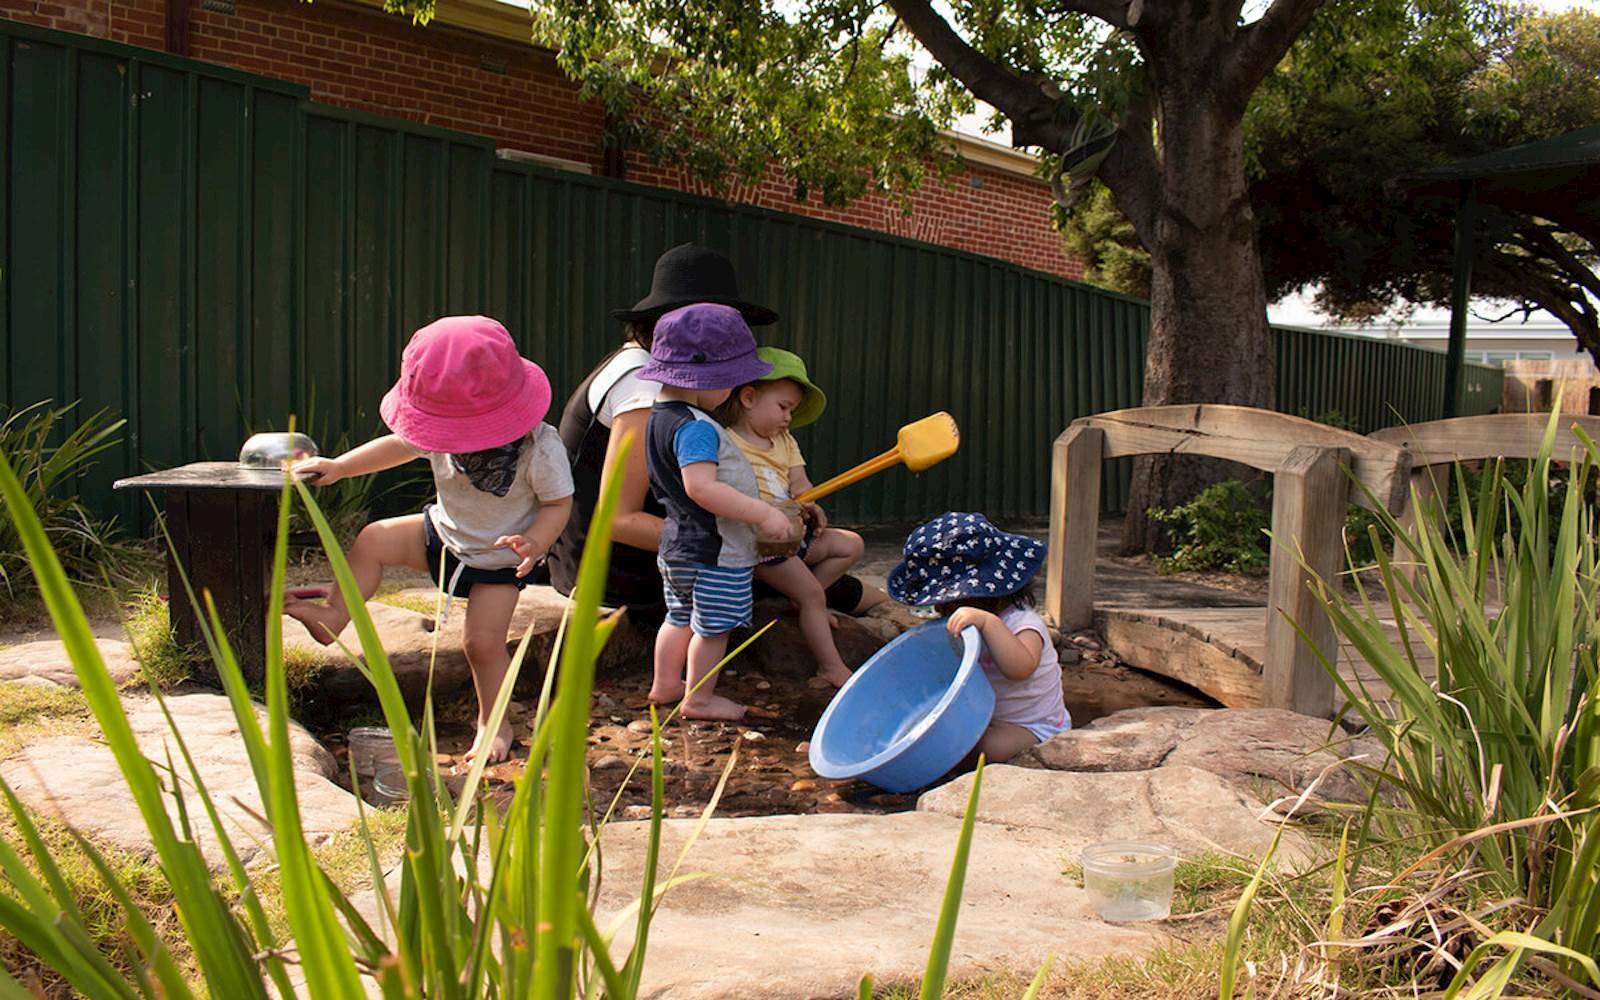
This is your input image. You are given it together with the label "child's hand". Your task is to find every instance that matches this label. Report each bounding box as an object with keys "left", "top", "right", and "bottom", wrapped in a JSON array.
[
  {"left": 756, "top": 506, "right": 796, "bottom": 542},
  {"left": 495, "top": 534, "right": 544, "bottom": 577},
  {"left": 945, "top": 606, "right": 997, "bottom": 639},
  {"left": 292, "top": 456, "right": 343, "bottom": 486},
  {"left": 799, "top": 501, "right": 827, "bottom": 531}
]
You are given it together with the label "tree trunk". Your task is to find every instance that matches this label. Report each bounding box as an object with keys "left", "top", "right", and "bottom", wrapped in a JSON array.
[{"left": 1117, "top": 95, "right": 1275, "bottom": 554}]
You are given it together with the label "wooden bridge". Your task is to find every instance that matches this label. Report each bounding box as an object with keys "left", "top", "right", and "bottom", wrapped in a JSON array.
[{"left": 1043, "top": 407, "right": 1600, "bottom": 717}]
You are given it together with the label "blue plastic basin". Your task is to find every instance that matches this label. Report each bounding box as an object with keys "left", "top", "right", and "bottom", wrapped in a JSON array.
[{"left": 808, "top": 621, "right": 995, "bottom": 793}]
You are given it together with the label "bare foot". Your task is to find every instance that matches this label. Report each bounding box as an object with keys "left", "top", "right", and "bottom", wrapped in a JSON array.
[
  {"left": 283, "top": 597, "right": 348, "bottom": 646},
  {"left": 816, "top": 663, "right": 853, "bottom": 688},
  {"left": 466, "top": 719, "right": 514, "bottom": 765},
  {"left": 648, "top": 681, "right": 686, "bottom": 705},
  {"left": 680, "top": 692, "right": 747, "bottom": 722}
]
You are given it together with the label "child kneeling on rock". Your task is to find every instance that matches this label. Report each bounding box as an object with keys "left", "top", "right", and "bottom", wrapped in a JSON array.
[
  {"left": 886, "top": 513, "right": 1070, "bottom": 763},
  {"left": 286, "top": 316, "right": 573, "bottom": 765}
]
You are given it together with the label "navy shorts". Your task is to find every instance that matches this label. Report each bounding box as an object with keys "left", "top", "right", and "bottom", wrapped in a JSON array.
[{"left": 422, "top": 505, "right": 535, "bottom": 597}]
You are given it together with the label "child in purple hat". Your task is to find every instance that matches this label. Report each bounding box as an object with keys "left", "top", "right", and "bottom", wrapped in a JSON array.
[
  {"left": 640, "top": 303, "right": 794, "bottom": 721},
  {"left": 286, "top": 315, "right": 573, "bottom": 764}
]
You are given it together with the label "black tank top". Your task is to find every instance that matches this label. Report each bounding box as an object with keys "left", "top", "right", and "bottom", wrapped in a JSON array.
[{"left": 548, "top": 347, "right": 666, "bottom": 608}]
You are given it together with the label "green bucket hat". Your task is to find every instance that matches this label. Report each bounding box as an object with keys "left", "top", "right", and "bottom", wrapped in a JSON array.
[{"left": 755, "top": 347, "right": 827, "bottom": 428}]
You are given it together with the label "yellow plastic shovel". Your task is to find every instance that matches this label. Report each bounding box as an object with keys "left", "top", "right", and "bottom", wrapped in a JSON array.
[{"left": 793, "top": 412, "right": 960, "bottom": 505}]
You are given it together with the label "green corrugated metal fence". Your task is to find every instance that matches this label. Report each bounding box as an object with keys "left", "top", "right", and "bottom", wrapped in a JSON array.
[{"left": 1, "top": 20, "right": 1503, "bottom": 529}]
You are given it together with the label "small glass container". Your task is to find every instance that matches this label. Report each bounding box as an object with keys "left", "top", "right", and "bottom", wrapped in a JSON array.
[
  {"left": 348, "top": 726, "right": 397, "bottom": 783},
  {"left": 1081, "top": 841, "right": 1178, "bottom": 922},
  {"left": 371, "top": 761, "right": 409, "bottom": 806}
]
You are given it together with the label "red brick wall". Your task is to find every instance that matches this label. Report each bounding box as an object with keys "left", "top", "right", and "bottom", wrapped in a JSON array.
[{"left": 0, "top": 0, "right": 1083, "bottom": 280}]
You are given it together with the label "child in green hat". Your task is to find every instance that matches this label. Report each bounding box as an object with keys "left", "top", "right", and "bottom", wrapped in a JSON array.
[{"left": 717, "top": 347, "right": 884, "bottom": 687}]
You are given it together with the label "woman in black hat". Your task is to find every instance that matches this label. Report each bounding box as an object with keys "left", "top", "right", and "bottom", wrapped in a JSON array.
[
  {"left": 546, "top": 244, "right": 778, "bottom": 610},
  {"left": 548, "top": 244, "right": 872, "bottom": 617}
]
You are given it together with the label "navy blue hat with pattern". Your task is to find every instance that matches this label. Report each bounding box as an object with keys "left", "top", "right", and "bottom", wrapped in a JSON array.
[{"left": 886, "top": 512, "right": 1046, "bottom": 607}]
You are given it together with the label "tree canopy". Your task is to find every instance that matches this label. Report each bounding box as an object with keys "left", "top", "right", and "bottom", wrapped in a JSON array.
[{"left": 1065, "top": 6, "right": 1600, "bottom": 352}]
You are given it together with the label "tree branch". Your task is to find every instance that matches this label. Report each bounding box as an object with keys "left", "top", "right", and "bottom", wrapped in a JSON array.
[
  {"left": 1098, "top": 96, "right": 1160, "bottom": 248},
  {"left": 1046, "top": 0, "right": 1129, "bottom": 30},
  {"left": 887, "top": 0, "right": 1075, "bottom": 151},
  {"left": 1222, "top": 0, "right": 1330, "bottom": 112}
]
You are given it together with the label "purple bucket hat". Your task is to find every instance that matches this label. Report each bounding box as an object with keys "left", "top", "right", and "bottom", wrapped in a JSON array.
[{"left": 638, "top": 303, "right": 774, "bottom": 389}]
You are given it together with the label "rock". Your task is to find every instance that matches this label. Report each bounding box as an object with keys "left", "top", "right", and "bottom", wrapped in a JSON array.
[
  {"left": 861, "top": 602, "right": 924, "bottom": 634},
  {"left": 1071, "top": 635, "right": 1102, "bottom": 651},
  {"left": 731, "top": 599, "right": 886, "bottom": 679},
  {"left": 627, "top": 719, "right": 654, "bottom": 735},
  {"left": 288, "top": 603, "right": 473, "bottom": 709},
  {"left": 592, "top": 755, "right": 627, "bottom": 771},
  {"left": 741, "top": 731, "right": 765, "bottom": 743},
  {"left": 593, "top": 812, "right": 1160, "bottom": 999},
  {"left": 1056, "top": 644, "right": 1082, "bottom": 666},
  {"left": 0, "top": 637, "right": 142, "bottom": 688},
  {"left": 918, "top": 764, "right": 1299, "bottom": 863},
  {"left": 1161, "top": 709, "right": 1382, "bottom": 807},
  {"left": 0, "top": 692, "right": 356, "bottom": 868},
  {"left": 291, "top": 586, "right": 661, "bottom": 709},
  {"left": 622, "top": 805, "right": 653, "bottom": 820},
  {"left": 789, "top": 779, "right": 816, "bottom": 792},
  {"left": 1016, "top": 707, "right": 1380, "bottom": 807},
  {"left": 1016, "top": 706, "right": 1207, "bottom": 772}
]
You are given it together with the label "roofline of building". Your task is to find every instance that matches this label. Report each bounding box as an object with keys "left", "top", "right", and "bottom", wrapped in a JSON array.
[{"left": 342, "top": 0, "right": 1047, "bottom": 181}]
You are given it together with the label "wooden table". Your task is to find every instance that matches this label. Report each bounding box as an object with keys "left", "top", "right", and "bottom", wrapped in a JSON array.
[{"left": 115, "top": 463, "right": 291, "bottom": 685}]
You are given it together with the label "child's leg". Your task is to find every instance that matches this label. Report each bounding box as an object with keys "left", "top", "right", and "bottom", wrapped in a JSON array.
[
  {"left": 801, "top": 527, "right": 864, "bottom": 590},
  {"left": 976, "top": 720, "right": 1041, "bottom": 764},
  {"left": 461, "top": 583, "right": 519, "bottom": 764},
  {"left": 284, "top": 514, "right": 428, "bottom": 645},
  {"left": 755, "top": 557, "right": 851, "bottom": 687},
  {"left": 683, "top": 631, "right": 745, "bottom": 721},
  {"left": 679, "top": 564, "right": 750, "bottom": 721},
  {"left": 649, "top": 562, "right": 696, "bottom": 704},
  {"left": 649, "top": 623, "right": 692, "bottom": 704}
]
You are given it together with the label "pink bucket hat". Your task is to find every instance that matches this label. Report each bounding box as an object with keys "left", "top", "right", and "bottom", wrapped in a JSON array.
[{"left": 379, "top": 315, "right": 552, "bottom": 454}]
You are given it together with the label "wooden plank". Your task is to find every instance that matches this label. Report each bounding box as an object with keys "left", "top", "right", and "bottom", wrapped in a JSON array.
[
  {"left": 1079, "top": 405, "right": 1411, "bottom": 513},
  {"left": 1264, "top": 446, "right": 1348, "bottom": 717},
  {"left": 1099, "top": 611, "right": 1264, "bottom": 708},
  {"left": 1045, "top": 424, "right": 1103, "bottom": 630},
  {"left": 1371, "top": 413, "right": 1600, "bottom": 465}
]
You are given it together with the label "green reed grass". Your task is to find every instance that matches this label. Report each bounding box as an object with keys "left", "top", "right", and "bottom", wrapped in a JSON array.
[{"left": 0, "top": 433, "right": 993, "bottom": 998}]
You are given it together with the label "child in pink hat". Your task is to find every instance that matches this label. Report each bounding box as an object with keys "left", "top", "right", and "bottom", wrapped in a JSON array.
[{"left": 286, "top": 315, "right": 573, "bottom": 764}]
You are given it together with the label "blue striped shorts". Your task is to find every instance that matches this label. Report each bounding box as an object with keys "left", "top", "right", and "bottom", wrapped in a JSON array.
[{"left": 659, "top": 560, "right": 754, "bottom": 637}]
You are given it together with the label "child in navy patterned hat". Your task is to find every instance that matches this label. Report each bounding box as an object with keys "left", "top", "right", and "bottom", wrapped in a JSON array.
[{"left": 887, "top": 512, "right": 1071, "bottom": 762}]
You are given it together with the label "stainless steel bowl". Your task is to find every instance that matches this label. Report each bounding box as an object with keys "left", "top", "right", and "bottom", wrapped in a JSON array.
[{"left": 238, "top": 432, "right": 319, "bottom": 469}]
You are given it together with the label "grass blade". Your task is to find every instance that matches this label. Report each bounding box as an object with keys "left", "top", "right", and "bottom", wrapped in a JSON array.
[{"left": 919, "top": 756, "right": 985, "bottom": 1000}]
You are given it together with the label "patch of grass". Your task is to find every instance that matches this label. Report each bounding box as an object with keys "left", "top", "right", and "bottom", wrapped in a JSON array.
[
  {"left": 119, "top": 585, "right": 193, "bottom": 690},
  {"left": 0, "top": 810, "right": 193, "bottom": 995},
  {"left": 0, "top": 680, "right": 95, "bottom": 760}
]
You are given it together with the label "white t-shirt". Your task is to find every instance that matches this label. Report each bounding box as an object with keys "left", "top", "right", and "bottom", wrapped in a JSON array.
[
  {"left": 980, "top": 606, "right": 1068, "bottom": 729},
  {"left": 589, "top": 345, "right": 658, "bottom": 428},
  {"left": 407, "top": 423, "right": 574, "bottom": 570}
]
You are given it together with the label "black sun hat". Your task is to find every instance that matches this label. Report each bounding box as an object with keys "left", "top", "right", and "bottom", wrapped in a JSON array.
[{"left": 612, "top": 243, "right": 778, "bottom": 326}]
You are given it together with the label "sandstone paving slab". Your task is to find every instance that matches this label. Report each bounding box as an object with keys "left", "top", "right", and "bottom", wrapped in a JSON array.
[
  {"left": 0, "top": 692, "right": 357, "bottom": 868},
  {"left": 0, "top": 636, "right": 142, "bottom": 688},
  {"left": 590, "top": 811, "right": 1162, "bottom": 1000},
  {"left": 918, "top": 764, "right": 1307, "bottom": 864}
]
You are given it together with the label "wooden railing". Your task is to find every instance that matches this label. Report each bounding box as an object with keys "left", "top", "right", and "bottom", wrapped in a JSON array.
[{"left": 1044, "top": 405, "right": 1411, "bottom": 717}]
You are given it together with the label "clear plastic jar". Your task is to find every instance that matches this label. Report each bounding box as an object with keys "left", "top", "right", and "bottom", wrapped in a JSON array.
[
  {"left": 1080, "top": 841, "right": 1178, "bottom": 922},
  {"left": 347, "top": 726, "right": 397, "bottom": 782}
]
